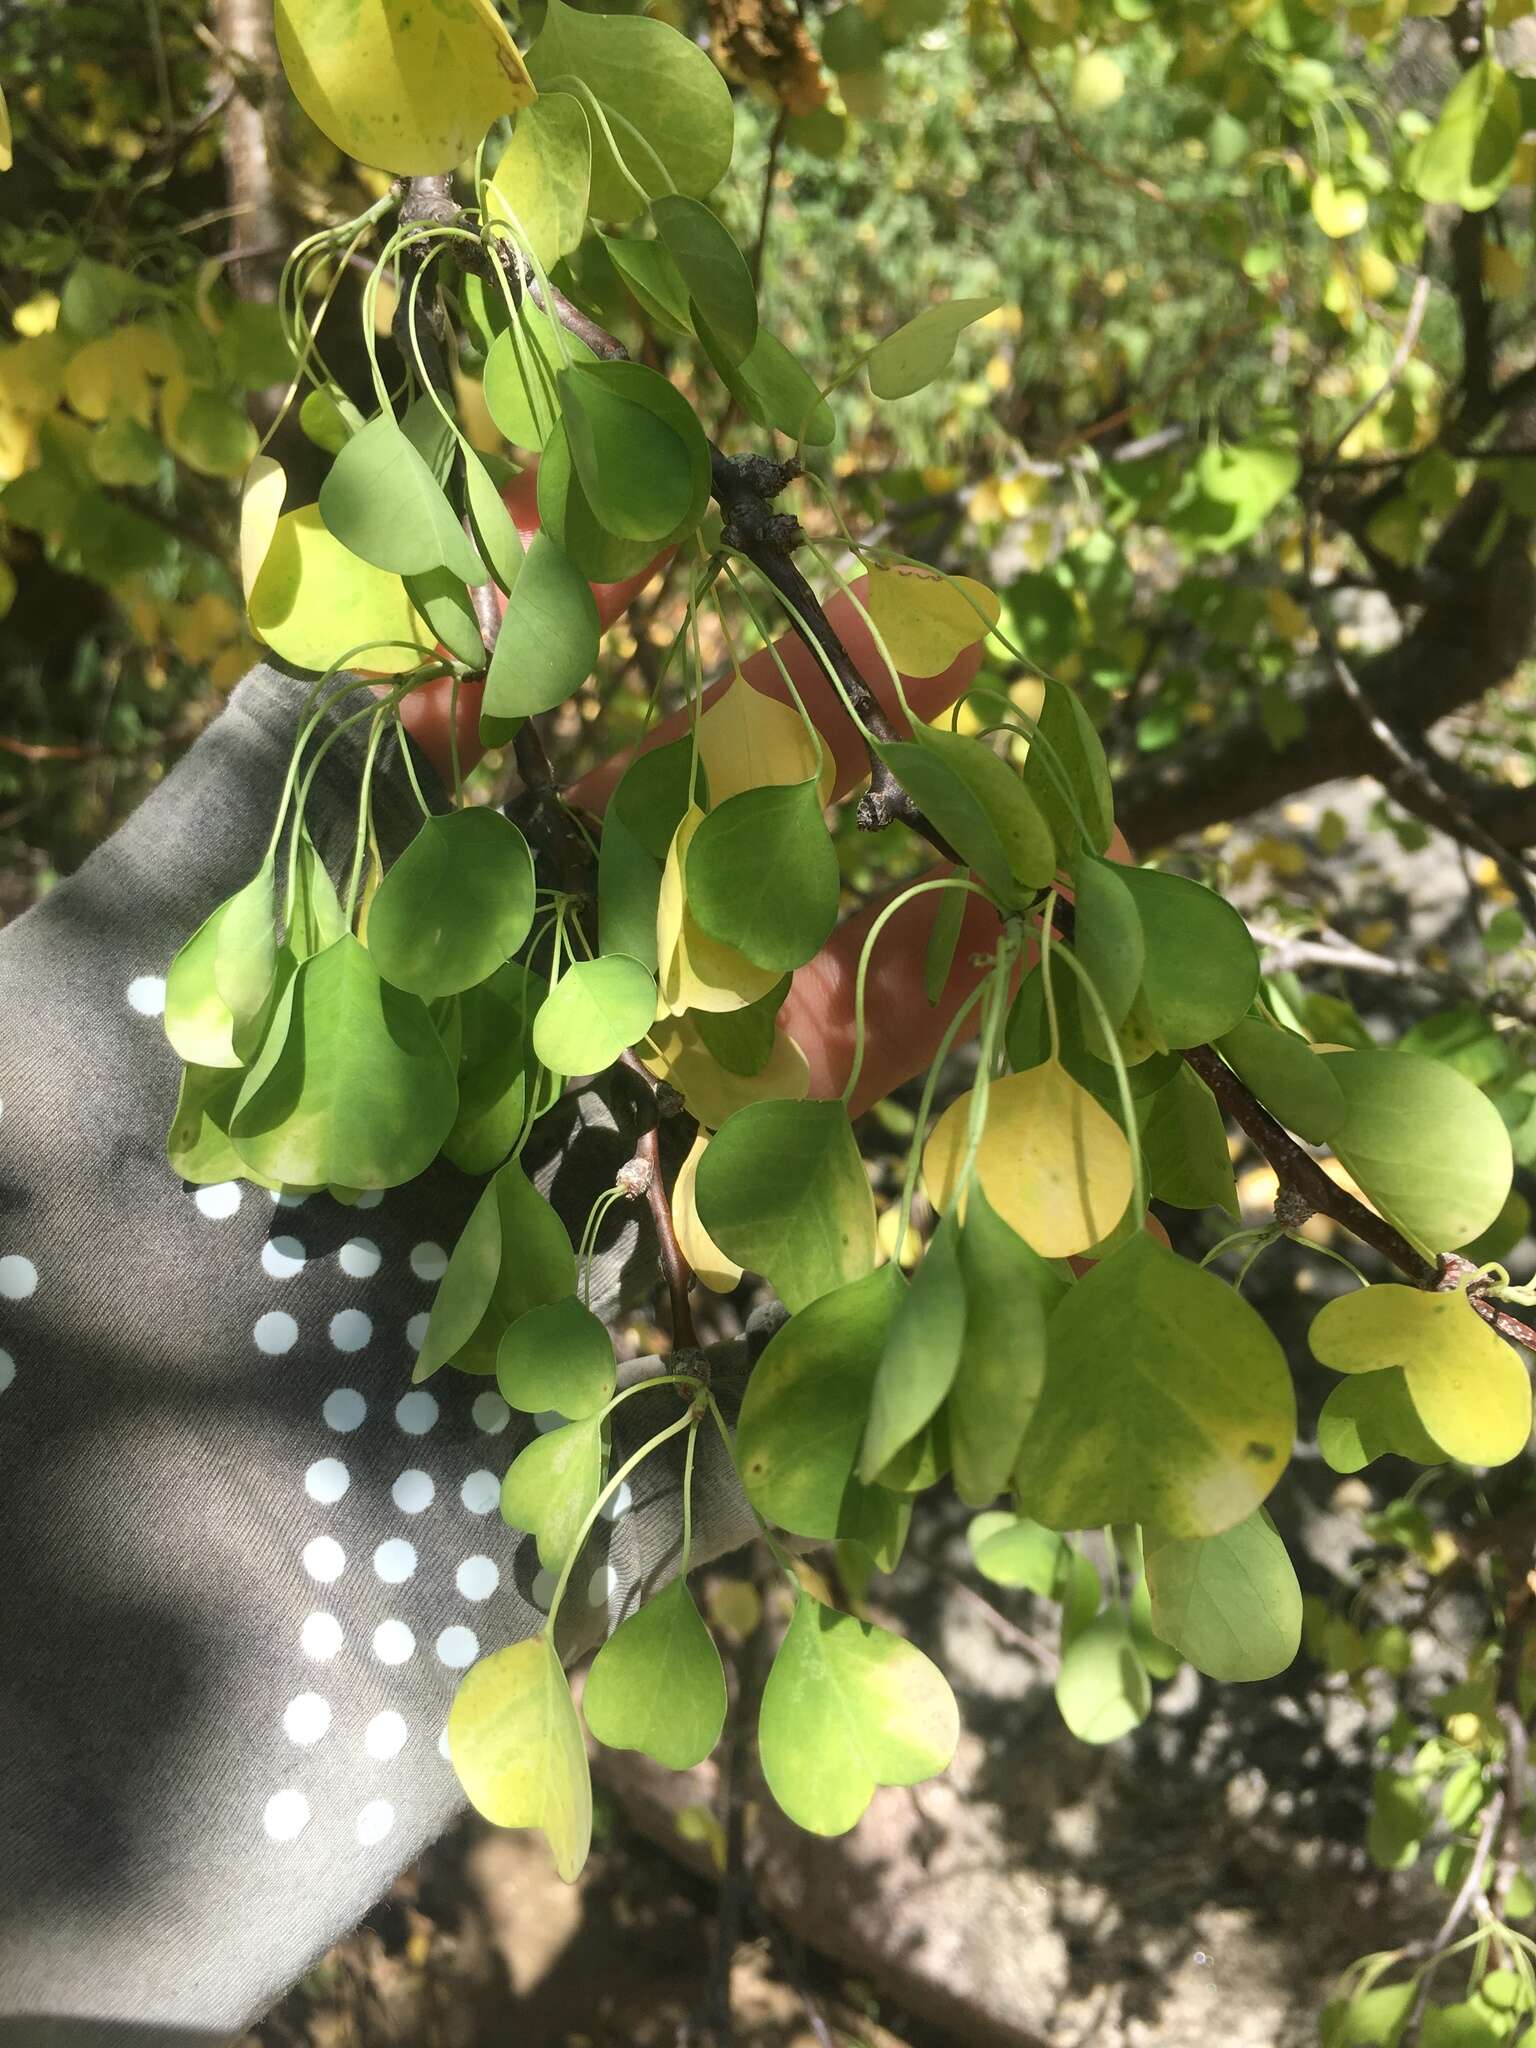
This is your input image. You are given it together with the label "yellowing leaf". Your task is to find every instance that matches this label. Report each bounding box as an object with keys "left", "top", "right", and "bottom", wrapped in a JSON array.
[
  {"left": 249, "top": 504, "right": 431, "bottom": 674},
  {"left": 696, "top": 676, "right": 829, "bottom": 804},
  {"left": 655, "top": 805, "right": 782, "bottom": 1016},
  {"left": 643, "top": 1011, "right": 810, "bottom": 1130},
  {"left": 924, "top": 1060, "right": 1135, "bottom": 1259},
  {"left": 1309, "top": 1284, "right": 1531, "bottom": 1467},
  {"left": 864, "top": 566, "right": 1000, "bottom": 681},
  {"left": 1070, "top": 49, "right": 1124, "bottom": 113},
  {"left": 672, "top": 1132, "right": 744, "bottom": 1292},
  {"left": 0, "top": 335, "right": 70, "bottom": 416},
  {"left": 448, "top": 1637, "right": 591, "bottom": 1881},
  {"left": 240, "top": 454, "right": 286, "bottom": 603},
  {"left": 13, "top": 293, "right": 58, "bottom": 338},
  {"left": 64, "top": 333, "right": 154, "bottom": 425},
  {"left": 1311, "top": 173, "right": 1369, "bottom": 239},
  {"left": 275, "top": 0, "right": 536, "bottom": 178},
  {"left": 0, "top": 81, "right": 12, "bottom": 172}
]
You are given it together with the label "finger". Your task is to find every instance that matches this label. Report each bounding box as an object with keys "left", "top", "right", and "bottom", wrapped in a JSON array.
[
  {"left": 567, "top": 577, "right": 984, "bottom": 816},
  {"left": 782, "top": 827, "right": 1135, "bottom": 1117}
]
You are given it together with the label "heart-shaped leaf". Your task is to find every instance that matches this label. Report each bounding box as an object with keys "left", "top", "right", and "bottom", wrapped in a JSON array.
[
  {"left": 501, "top": 1415, "right": 605, "bottom": 1573},
  {"left": 414, "top": 1159, "right": 577, "bottom": 1381},
  {"left": 1115, "top": 866, "right": 1258, "bottom": 1048},
  {"left": 758, "top": 1595, "right": 959, "bottom": 1834},
  {"left": 533, "top": 954, "right": 657, "bottom": 1075},
  {"left": 448, "top": 1637, "right": 590, "bottom": 1881},
  {"left": 1317, "top": 1370, "right": 1447, "bottom": 1474},
  {"left": 318, "top": 412, "right": 483, "bottom": 580},
  {"left": 249, "top": 504, "right": 431, "bottom": 674},
  {"left": 1054, "top": 1612, "right": 1152, "bottom": 1744},
  {"left": 696, "top": 1098, "right": 877, "bottom": 1311},
  {"left": 583, "top": 1579, "right": 727, "bottom": 1769},
  {"left": 1144, "top": 1508, "right": 1301, "bottom": 1681},
  {"left": 367, "top": 809, "right": 536, "bottom": 999},
  {"left": 866, "top": 297, "right": 1005, "bottom": 400},
  {"left": 487, "top": 93, "right": 592, "bottom": 271},
  {"left": 497, "top": 1295, "right": 615, "bottom": 1420},
  {"left": 865, "top": 566, "right": 999, "bottom": 679}
]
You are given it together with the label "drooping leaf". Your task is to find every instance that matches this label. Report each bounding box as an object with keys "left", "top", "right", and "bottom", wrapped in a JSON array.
[
  {"left": 859, "top": 1214, "right": 966, "bottom": 1482},
  {"left": 644, "top": 1012, "right": 810, "bottom": 1132},
  {"left": 487, "top": 93, "right": 592, "bottom": 271},
  {"left": 672, "top": 1132, "right": 743, "bottom": 1293},
  {"left": 685, "top": 779, "right": 840, "bottom": 972},
  {"left": 1215, "top": 1016, "right": 1346, "bottom": 1145},
  {"left": 1317, "top": 1370, "right": 1447, "bottom": 1474},
  {"left": 556, "top": 360, "right": 696, "bottom": 542},
  {"left": 1309, "top": 1283, "right": 1531, "bottom": 1466},
  {"left": 1408, "top": 58, "right": 1521, "bottom": 212},
  {"left": 865, "top": 297, "right": 1005, "bottom": 400},
  {"left": 1139, "top": 1066, "right": 1239, "bottom": 1215},
  {"left": 318, "top": 411, "right": 483, "bottom": 580},
  {"left": 696, "top": 1098, "right": 877, "bottom": 1311},
  {"left": 445, "top": 963, "right": 550, "bottom": 1174},
  {"left": 966, "top": 1513, "right": 1099, "bottom": 1629},
  {"left": 696, "top": 675, "right": 824, "bottom": 805},
  {"left": 865, "top": 566, "right": 999, "bottom": 679},
  {"left": 758, "top": 1595, "right": 959, "bottom": 1834},
  {"left": 500, "top": 1414, "right": 605, "bottom": 1573},
  {"left": 239, "top": 454, "right": 285, "bottom": 602},
  {"left": 168, "top": 1064, "right": 263, "bottom": 1187},
  {"left": 1070, "top": 853, "right": 1143, "bottom": 1036},
  {"left": 603, "top": 233, "right": 695, "bottom": 334},
  {"left": 656, "top": 806, "right": 783, "bottom": 1017},
  {"left": 583, "top": 1579, "right": 727, "bottom": 1769},
  {"left": 651, "top": 195, "right": 758, "bottom": 364},
  {"left": 948, "top": 1186, "right": 1063, "bottom": 1505},
  {"left": 483, "top": 530, "right": 600, "bottom": 724},
  {"left": 463, "top": 450, "right": 526, "bottom": 595},
  {"left": 533, "top": 954, "right": 656, "bottom": 1075},
  {"left": 1054, "top": 1613, "right": 1152, "bottom": 1744},
  {"left": 448, "top": 1637, "right": 591, "bottom": 1881},
  {"left": 496, "top": 1294, "right": 615, "bottom": 1419},
  {"left": 249, "top": 504, "right": 430, "bottom": 673},
  {"left": 912, "top": 724, "right": 1056, "bottom": 889},
  {"left": 696, "top": 320, "right": 835, "bottom": 446},
  {"left": 1020, "top": 678, "right": 1114, "bottom": 856},
  {"left": 924, "top": 1060, "right": 1135, "bottom": 1259},
  {"left": 1115, "top": 866, "right": 1259, "bottom": 1048},
  {"left": 229, "top": 936, "right": 458, "bottom": 1188},
  {"left": 165, "top": 895, "right": 247, "bottom": 1070},
  {"left": 482, "top": 309, "right": 595, "bottom": 450},
  {"left": 404, "top": 565, "right": 486, "bottom": 669},
  {"left": 1012, "top": 1232, "right": 1295, "bottom": 1538},
  {"left": 414, "top": 1159, "right": 577, "bottom": 1381},
  {"left": 274, "top": 0, "right": 535, "bottom": 177},
  {"left": 526, "top": 0, "right": 735, "bottom": 223},
  {"left": 1144, "top": 1509, "right": 1301, "bottom": 1681},
  {"left": 1323, "top": 1051, "right": 1514, "bottom": 1255},
  {"left": 367, "top": 809, "right": 536, "bottom": 999}
]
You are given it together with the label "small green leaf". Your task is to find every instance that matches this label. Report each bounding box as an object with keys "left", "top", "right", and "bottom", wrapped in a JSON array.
[
  {"left": 865, "top": 296, "right": 1005, "bottom": 400},
  {"left": 1054, "top": 1612, "right": 1152, "bottom": 1744},
  {"left": 583, "top": 1579, "right": 728, "bottom": 1769},
  {"left": 497, "top": 1295, "right": 615, "bottom": 1419},
  {"left": 859, "top": 1215, "right": 965, "bottom": 1482},
  {"left": 500, "top": 1414, "right": 605, "bottom": 1573},
  {"left": 696, "top": 320, "right": 835, "bottom": 446},
  {"left": 1139, "top": 1065, "right": 1239, "bottom": 1215},
  {"left": 404, "top": 565, "right": 486, "bottom": 668},
  {"left": 533, "top": 954, "right": 656, "bottom": 1075},
  {"left": 448, "top": 1637, "right": 591, "bottom": 1881},
  {"left": 168, "top": 1064, "right": 267, "bottom": 1186},
  {"left": 949, "top": 1186, "right": 1061, "bottom": 1505},
  {"left": 415, "top": 1159, "right": 577, "bottom": 1381},
  {"left": 651, "top": 195, "right": 758, "bottom": 363},
  {"left": 483, "top": 530, "right": 600, "bottom": 724},
  {"left": 483, "top": 309, "right": 595, "bottom": 450},
  {"left": 696, "top": 1099, "right": 877, "bottom": 1312},
  {"left": 487, "top": 93, "right": 592, "bottom": 271},
  {"left": 1317, "top": 1371, "right": 1446, "bottom": 1474},
  {"left": 367, "top": 810, "right": 535, "bottom": 999},
  {"left": 537, "top": 359, "right": 711, "bottom": 577},
  {"left": 463, "top": 451, "right": 525, "bottom": 594},
  {"left": 685, "top": 780, "right": 840, "bottom": 972},
  {"left": 1214, "top": 1016, "right": 1346, "bottom": 1144},
  {"left": 758, "top": 1595, "right": 959, "bottom": 1834},
  {"left": 1144, "top": 1508, "right": 1301, "bottom": 1681},
  {"left": 165, "top": 896, "right": 246, "bottom": 1070},
  {"left": 318, "top": 412, "right": 483, "bottom": 581},
  {"left": 1116, "top": 866, "right": 1259, "bottom": 1048},
  {"left": 1021, "top": 678, "right": 1114, "bottom": 856},
  {"left": 912, "top": 724, "right": 1056, "bottom": 889},
  {"left": 556, "top": 360, "right": 695, "bottom": 542},
  {"left": 1071, "top": 854, "right": 1143, "bottom": 1036},
  {"left": 1367, "top": 1769, "right": 1427, "bottom": 1872}
]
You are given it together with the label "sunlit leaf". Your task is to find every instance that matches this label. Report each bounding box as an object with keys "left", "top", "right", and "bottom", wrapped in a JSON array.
[
  {"left": 1054, "top": 1613, "right": 1151, "bottom": 1744},
  {"left": 1144, "top": 1509, "right": 1301, "bottom": 1681},
  {"left": 865, "top": 297, "right": 1005, "bottom": 400},
  {"left": 497, "top": 1294, "right": 615, "bottom": 1419},
  {"left": 483, "top": 530, "right": 600, "bottom": 723},
  {"left": 367, "top": 810, "right": 535, "bottom": 999},
  {"left": 696, "top": 1098, "right": 877, "bottom": 1311},
  {"left": 865, "top": 566, "right": 999, "bottom": 679},
  {"left": 1408, "top": 58, "right": 1521, "bottom": 211},
  {"left": 584, "top": 1579, "right": 727, "bottom": 1769},
  {"left": 501, "top": 1414, "right": 604, "bottom": 1573},
  {"left": 249, "top": 505, "right": 430, "bottom": 674},
  {"left": 239, "top": 455, "right": 285, "bottom": 602},
  {"left": 487, "top": 94, "right": 592, "bottom": 271},
  {"left": 656, "top": 806, "right": 782, "bottom": 1017},
  {"left": 533, "top": 954, "right": 656, "bottom": 1074},
  {"left": 415, "top": 1159, "right": 576, "bottom": 1380},
  {"left": 948, "top": 1187, "right": 1062, "bottom": 1505},
  {"left": 448, "top": 1638, "right": 591, "bottom": 1881},
  {"left": 651, "top": 195, "right": 758, "bottom": 364},
  {"left": 318, "top": 412, "right": 483, "bottom": 581},
  {"left": 1316, "top": 1370, "right": 1447, "bottom": 1474},
  {"left": 685, "top": 779, "right": 840, "bottom": 972},
  {"left": 672, "top": 1132, "right": 744, "bottom": 1293}
]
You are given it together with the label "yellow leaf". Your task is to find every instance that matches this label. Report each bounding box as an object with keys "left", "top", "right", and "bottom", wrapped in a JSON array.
[
  {"left": 1070, "top": 50, "right": 1124, "bottom": 113},
  {"left": 655, "top": 806, "right": 782, "bottom": 1017},
  {"left": 275, "top": 0, "right": 536, "bottom": 177},
  {"left": 249, "top": 504, "right": 432, "bottom": 674},
  {"left": 0, "top": 336, "right": 67, "bottom": 418},
  {"left": 696, "top": 676, "right": 829, "bottom": 805},
  {"left": 64, "top": 333, "right": 154, "bottom": 425},
  {"left": 864, "top": 565, "right": 1000, "bottom": 680},
  {"left": 1310, "top": 1283, "right": 1531, "bottom": 1466},
  {"left": 924, "top": 1060, "right": 1135, "bottom": 1259},
  {"left": 642, "top": 1010, "right": 810, "bottom": 1130},
  {"left": 0, "top": 82, "right": 10, "bottom": 171},
  {"left": 1311, "top": 174, "right": 1369, "bottom": 239},
  {"left": 240, "top": 454, "right": 286, "bottom": 603},
  {"left": 0, "top": 406, "right": 37, "bottom": 482},
  {"left": 448, "top": 1637, "right": 591, "bottom": 1881},
  {"left": 672, "top": 1132, "right": 744, "bottom": 1292},
  {"left": 13, "top": 293, "right": 58, "bottom": 338},
  {"left": 171, "top": 592, "right": 242, "bottom": 664}
]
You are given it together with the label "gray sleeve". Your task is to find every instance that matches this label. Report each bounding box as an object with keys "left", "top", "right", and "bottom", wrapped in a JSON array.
[{"left": 0, "top": 665, "right": 753, "bottom": 2044}]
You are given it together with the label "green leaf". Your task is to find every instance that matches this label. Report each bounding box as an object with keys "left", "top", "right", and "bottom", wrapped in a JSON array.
[
  {"left": 287, "top": 829, "right": 347, "bottom": 961},
  {"left": 695, "top": 320, "right": 835, "bottom": 446},
  {"left": 1323, "top": 1051, "right": 1514, "bottom": 1255},
  {"left": 693, "top": 977, "right": 790, "bottom": 1077},
  {"left": 1367, "top": 1770, "right": 1427, "bottom": 1872},
  {"left": 167, "top": 1064, "right": 267, "bottom": 1187},
  {"left": 873, "top": 738, "right": 1015, "bottom": 901},
  {"left": 1320, "top": 1979, "right": 1416, "bottom": 2048},
  {"left": 556, "top": 361, "right": 695, "bottom": 542},
  {"left": 1214, "top": 1016, "right": 1345, "bottom": 1144},
  {"left": 487, "top": 94, "right": 592, "bottom": 271},
  {"left": 1139, "top": 1065, "right": 1239, "bottom": 1214},
  {"left": 651, "top": 195, "right": 758, "bottom": 364},
  {"left": 448, "top": 1637, "right": 590, "bottom": 1881},
  {"left": 404, "top": 565, "right": 486, "bottom": 668},
  {"left": 968, "top": 1511, "right": 1089, "bottom": 1600},
  {"left": 1054, "top": 1612, "right": 1152, "bottom": 1744},
  {"left": 1317, "top": 1370, "right": 1447, "bottom": 1474},
  {"left": 758, "top": 1595, "right": 959, "bottom": 1835},
  {"left": 463, "top": 451, "right": 525, "bottom": 595},
  {"left": 445, "top": 963, "right": 551, "bottom": 1174},
  {"left": 1021, "top": 678, "right": 1114, "bottom": 855},
  {"left": 532, "top": 954, "right": 656, "bottom": 1075},
  {"left": 165, "top": 896, "right": 246, "bottom": 1070},
  {"left": 526, "top": 0, "right": 734, "bottom": 224},
  {"left": 865, "top": 297, "right": 1004, "bottom": 400},
  {"left": 598, "top": 739, "right": 698, "bottom": 970},
  {"left": 583, "top": 1579, "right": 727, "bottom": 1769},
  {"left": 923, "top": 883, "right": 966, "bottom": 1007},
  {"left": 1071, "top": 854, "right": 1143, "bottom": 1035},
  {"left": 367, "top": 810, "right": 535, "bottom": 999},
  {"left": 537, "top": 361, "right": 711, "bottom": 578},
  {"left": 500, "top": 1414, "right": 605, "bottom": 1573},
  {"left": 317, "top": 412, "right": 483, "bottom": 581},
  {"left": 483, "top": 530, "right": 600, "bottom": 724},
  {"left": 1144, "top": 1508, "right": 1301, "bottom": 1681},
  {"left": 1012, "top": 1232, "right": 1295, "bottom": 1538},
  {"left": 1128, "top": 1577, "right": 1182, "bottom": 1682},
  {"left": 911, "top": 724, "right": 1056, "bottom": 889},
  {"left": 209, "top": 859, "right": 278, "bottom": 1039},
  {"left": 685, "top": 780, "right": 840, "bottom": 972},
  {"left": 948, "top": 1188, "right": 1061, "bottom": 1505},
  {"left": 229, "top": 936, "right": 457, "bottom": 1189},
  {"left": 1408, "top": 59, "right": 1521, "bottom": 212},
  {"left": 1115, "top": 866, "right": 1258, "bottom": 1048},
  {"left": 497, "top": 1294, "right": 615, "bottom": 1419},
  {"left": 414, "top": 1159, "right": 577, "bottom": 1381},
  {"left": 603, "top": 233, "right": 696, "bottom": 335},
  {"left": 859, "top": 1214, "right": 966, "bottom": 1482},
  {"left": 483, "top": 309, "right": 595, "bottom": 450},
  {"left": 696, "top": 1099, "right": 878, "bottom": 1312},
  {"left": 735, "top": 1265, "right": 903, "bottom": 1542}
]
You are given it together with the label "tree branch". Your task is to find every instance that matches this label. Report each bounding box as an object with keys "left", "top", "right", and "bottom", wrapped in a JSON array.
[{"left": 619, "top": 1050, "right": 698, "bottom": 1352}]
